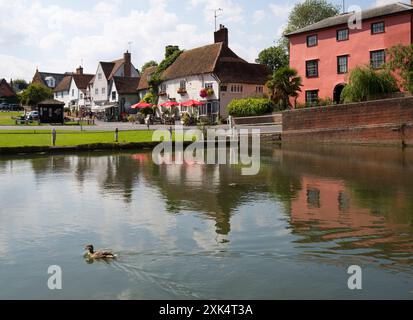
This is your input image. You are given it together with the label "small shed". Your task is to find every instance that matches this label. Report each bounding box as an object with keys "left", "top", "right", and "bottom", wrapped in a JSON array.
[{"left": 37, "top": 99, "right": 65, "bottom": 124}]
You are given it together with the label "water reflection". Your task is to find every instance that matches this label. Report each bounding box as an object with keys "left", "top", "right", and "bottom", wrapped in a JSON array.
[{"left": 1, "top": 144, "right": 413, "bottom": 299}]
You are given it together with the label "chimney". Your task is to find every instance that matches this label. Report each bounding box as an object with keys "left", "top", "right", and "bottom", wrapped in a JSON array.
[
  {"left": 76, "top": 66, "right": 83, "bottom": 75},
  {"left": 214, "top": 24, "right": 228, "bottom": 46},
  {"left": 124, "top": 51, "right": 131, "bottom": 77}
]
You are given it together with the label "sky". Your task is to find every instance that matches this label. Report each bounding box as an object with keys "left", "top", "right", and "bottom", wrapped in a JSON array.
[{"left": 0, "top": 0, "right": 407, "bottom": 81}]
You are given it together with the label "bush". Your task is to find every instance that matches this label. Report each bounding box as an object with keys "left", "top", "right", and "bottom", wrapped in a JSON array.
[
  {"left": 127, "top": 115, "right": 136, "bottom": 123},
  {"left": 198, "top": 116, "right": 211, "bottom": 126},
  {"left": 227, "top": 98, "right": 275, "bottom": 117},
  {"left": 181, "top": 113, "right": 195, "bottom": 126},
  {"left": 341, "top": 66, "right": 399, "bottom": 103}
]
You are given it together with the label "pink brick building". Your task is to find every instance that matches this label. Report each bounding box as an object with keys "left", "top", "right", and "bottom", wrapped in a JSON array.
[{"left": 286, "top": 2, "right": 413, "bottom": 105}]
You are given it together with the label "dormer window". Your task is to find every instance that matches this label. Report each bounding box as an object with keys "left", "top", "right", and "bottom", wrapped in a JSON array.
[
  {"left": 45, "top": 76, "right": 56, "bottom": 88},
  {"left": 307, "top": 35, "right": 318, "bottom": 47}
]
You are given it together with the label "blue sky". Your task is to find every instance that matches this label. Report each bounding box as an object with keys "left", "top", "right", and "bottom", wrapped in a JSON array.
[{"left": 0, "top": 0, "right": 405, "bottom": 81}]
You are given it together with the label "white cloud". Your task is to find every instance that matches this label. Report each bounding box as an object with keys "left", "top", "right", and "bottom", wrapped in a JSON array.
[
  {"left": 0, "top": 0, "right": 208, "bottom": 80},
  {"left": 0, "top": 54, "right": 35, "bottom": 82},
  {"left": 189, "top": 0, "right": 244, "bottom": 24},
  {"left": 252, "top": 10, "right": 266, "bottom": 25},
  {"left": 375, "top": 0, "right": 401, "bottom": 6},
  {"left": 269, "top": 3, "right": 294, "bottom": 18}
]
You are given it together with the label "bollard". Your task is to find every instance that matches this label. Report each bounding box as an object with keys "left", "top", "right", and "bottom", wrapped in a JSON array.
[
  {"left": 115, "top": 128, "right": 119, "bottom": 143},
  {"left": 51, "top": 128, "right": 57, "bottom": 146}
]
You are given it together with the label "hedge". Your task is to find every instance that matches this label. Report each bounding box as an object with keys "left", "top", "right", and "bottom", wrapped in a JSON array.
[{"left": 227, "top": 98, "right": 274, "bottom": 117}]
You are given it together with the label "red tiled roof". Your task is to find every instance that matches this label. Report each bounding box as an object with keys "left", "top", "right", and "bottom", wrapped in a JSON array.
[
  {"left": 0, "top": 79, "right": 15, "bottom": 97},
  {"left": 54, "top": 75, "right": 72, "bottom": 92},
  {"left": 112, "top": 77, "right": 140, "bottom": 94},
  {"left": 137, "top": 66, "right": 157, "bottom": 90},
  {"left": 73, "top": 74, "right": 94, "bottom": 90},
  {"left": 162, "top": 42, "right": 269, "bottom": 85}
]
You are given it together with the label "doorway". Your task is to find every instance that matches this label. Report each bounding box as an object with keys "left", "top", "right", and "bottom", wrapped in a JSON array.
[{"left": 333, "top": 84, "right": 346, "bottom": 104}]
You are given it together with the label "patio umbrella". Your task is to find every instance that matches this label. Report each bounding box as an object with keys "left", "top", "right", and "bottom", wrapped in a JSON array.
[
  {"left": 181, "top": 100, "right": 204, "bottom": 107},
  {"left": 160, "top": 101, "right": 180, "bottom": 108},
  {"left": 131, "top": 102, "right": 153, "bottom": 109}
]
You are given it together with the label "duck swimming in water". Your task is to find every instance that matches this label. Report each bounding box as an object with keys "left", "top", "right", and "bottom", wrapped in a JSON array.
[{"left": 84, "top": 245, "right": 117, "bottom": 260}]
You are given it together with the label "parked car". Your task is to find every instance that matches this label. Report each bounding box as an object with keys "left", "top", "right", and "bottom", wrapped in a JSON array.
[
  {"left": 26, "top": 111, "right": 39, "bottom": 121},
  {"left": 0, "top": 103, "right": 10, "bottom": 111}
]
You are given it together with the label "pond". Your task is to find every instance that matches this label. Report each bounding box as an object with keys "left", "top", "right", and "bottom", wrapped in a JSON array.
[{"left": 0, "top": 144, "right": 413, "bottom": 300}]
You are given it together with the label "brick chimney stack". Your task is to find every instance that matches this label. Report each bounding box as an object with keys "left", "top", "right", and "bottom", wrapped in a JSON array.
[
  {"left": 124, "top": 51, "right": 131, "bottom": 77},
  {"left": 76, "top": 66, "right": 83, "bottom": 75},
  {"left": 214, "top": 24, "right": 229, "bottom": 46}
]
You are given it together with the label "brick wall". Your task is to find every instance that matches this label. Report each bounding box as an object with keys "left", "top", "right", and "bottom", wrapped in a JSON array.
[
  {"left": 282, "top": 97, "right": 413, "bottom": 146},
  {"left": 233, "top": 113, "right": 282, "bottom": 126}
]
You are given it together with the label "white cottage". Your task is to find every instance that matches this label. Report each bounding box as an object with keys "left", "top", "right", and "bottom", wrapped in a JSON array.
[
  {"left": 54, "top": 67, "right": 94, "bottom": 111},
  {"left": 89, "top": 51, "right": 139, "bottom": 111},
  {"left": 159, "top": 26, "right": 270, "bottom": 121}
]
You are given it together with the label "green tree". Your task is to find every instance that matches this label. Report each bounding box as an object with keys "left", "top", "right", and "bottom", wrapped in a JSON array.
[
  {"left": 19, "top": 83, "right": 53, "bottom": 107},
  {"left": 165, "top": 45, "right": 180, "bottom": 58},
  {"left": 284, "top": 0, "right": 340, "bottom": 34},
  {"left": 341, "top": 66, "right": 399, "bottom": 103},
  {"left": 142, "top": 92, "right": 156, "bottom": 104},
  {"left": 12, "top": 79, "right": 29, "bottom": 92},
  {"left": 266, "top": 67, "right": 303, "bottom": 110},
  {"left": 141, "top": 60, "right": 158, "bottom": 73},
  {"left": 256, "top": 45, "right": 289, "bottom": 73},
  {"left": 387, "top": 44, "right": 413, "bottom": 93}
]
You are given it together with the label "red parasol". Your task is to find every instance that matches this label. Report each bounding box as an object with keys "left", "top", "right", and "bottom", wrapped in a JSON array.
[
  {"left": 131, "top": 102, "right": 153, "bottom": 109},
  {"left": 180, "top": 100, "right": 204, "bottom": 107},
  {"left": 160, "top": 101, "right": 180, "bottom": 108}
]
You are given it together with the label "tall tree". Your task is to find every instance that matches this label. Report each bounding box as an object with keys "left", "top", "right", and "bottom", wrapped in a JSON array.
[
  {"left": 284, "top": 0, "right": 340, "bottom": 35},
  {"left": 256, "top": 44, "right": 289, "bottom": 73},
  {"left": 279, "top": 0, "right": 340, "bottom": 52},
  {"left": 141, "top": 60, "right": 158, "bottom": 73},
  {"left": 19, "top": 83, "right": 53, "bottom": 107},
  {"left": 12, "top": 79, "right": 29, "bottom": 92},
  {"left": 387, "top": 44, "right": 413, "bottom": 93},
  {"left": 267, "top": 67, "right": 303, "bottom": 110}
]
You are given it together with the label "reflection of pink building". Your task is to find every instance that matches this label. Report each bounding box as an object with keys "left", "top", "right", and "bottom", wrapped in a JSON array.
[
  {"left": 291, "top": 176, "right": 381, "bottom": 240},
  {"left": 286, "top": 3, "right": 413, "bottom": 105}
]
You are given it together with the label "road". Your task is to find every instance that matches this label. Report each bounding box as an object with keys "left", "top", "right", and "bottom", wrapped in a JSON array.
[{"left": 0, "top": 121, "right": 282, "bottom": 133}]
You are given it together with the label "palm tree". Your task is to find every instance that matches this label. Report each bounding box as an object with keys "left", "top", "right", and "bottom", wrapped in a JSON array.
[{"left": 267, "top": 67, "right": 303, "bottom": 109}]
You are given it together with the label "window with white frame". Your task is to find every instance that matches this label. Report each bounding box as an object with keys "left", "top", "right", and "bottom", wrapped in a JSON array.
[
  {"left": 72, "top": 89, "right": 75, "bottom": 97},
  {"left": 95, "top": 88, "right": 98, "bottom": 95},
  {"left": 256, "top": 86, "right": 263, "bottom": 93},
  {"left": 160, "top": 84, "right": 166, "bottom": 93},
  {"left": 102, "top": 88, "right": 106, "bottom": 95},
  {"left": 98, "top": 73, "right": 102, "bottom": 80},
  {"left": 180, "top": 80, "right": 186, "bottom": 90},
  {"left": 205, "top": 83, "right": 213, "bottom": 89},
  {"left": 80, "top": 93, "right": 84, "bottom": 99},
  {"left": 231, "top": 85, "right": 243, "bottom": 93}
]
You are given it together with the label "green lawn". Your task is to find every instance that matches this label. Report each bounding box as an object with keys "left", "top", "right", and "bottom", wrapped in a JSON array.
[
  {"left": 0, "top": 112, "right": 94, "bottom": 127},
  {"left": 0, "top": 130, "right": 162, "bottom": 147},
  {"left": 0, "top": 112, "right": 24, "bottom": 126}
]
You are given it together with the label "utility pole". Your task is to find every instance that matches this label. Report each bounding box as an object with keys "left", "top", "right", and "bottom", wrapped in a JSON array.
[
  {"left": 342, "top": 0, "right": 345, "bottom": 13},
  {"left": 214, "top": 8, "right": 223, "bottom": 31}
]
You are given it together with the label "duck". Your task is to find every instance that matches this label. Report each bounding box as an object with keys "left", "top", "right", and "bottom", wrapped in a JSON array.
[{"left": 84, "top": 245, "right": 117, "bottom": 260}]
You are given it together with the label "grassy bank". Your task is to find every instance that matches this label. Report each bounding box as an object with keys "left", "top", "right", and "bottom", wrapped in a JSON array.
[
  {"left": 0, "top": 130, "right": 159, "bottom": 147},
  {"left": 0, "top": 112, "right": 24, "bottom": 126}
]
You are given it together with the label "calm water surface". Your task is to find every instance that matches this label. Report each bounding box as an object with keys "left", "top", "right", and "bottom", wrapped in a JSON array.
[{"left": 0, "top": 145, "right": 413, "bottom": 299}]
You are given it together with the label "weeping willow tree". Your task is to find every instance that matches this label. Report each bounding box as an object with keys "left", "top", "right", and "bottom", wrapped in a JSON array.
[{"left": 341, "top": 66, "right": 399, "bottom": 103}]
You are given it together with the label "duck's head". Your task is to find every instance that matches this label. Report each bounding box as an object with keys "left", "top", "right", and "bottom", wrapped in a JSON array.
[{"left": 84, "top": 244, "right": 94, "bottom": 254}]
